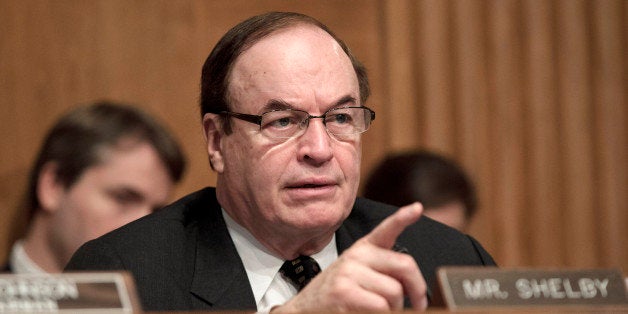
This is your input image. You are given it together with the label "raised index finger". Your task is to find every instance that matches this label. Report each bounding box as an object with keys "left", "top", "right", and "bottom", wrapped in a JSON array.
[{"left": 366, "top": 202, "right": 423, "bottom": 249}]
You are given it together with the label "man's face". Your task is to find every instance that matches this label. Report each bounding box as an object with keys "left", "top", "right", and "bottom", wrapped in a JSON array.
[
  {"left": 46, "top": 141, "right": 174, "bottom": 265},
  {"left": 209, "top": 25, "right": 363, "bottom": 246}
]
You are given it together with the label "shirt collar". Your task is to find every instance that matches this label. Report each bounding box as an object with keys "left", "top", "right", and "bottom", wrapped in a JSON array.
[
  {"left": 9, "top": 240, "right": 47, "bottom": 274},
  {"left": 222, "top": 209, "right": 337, "bottom": 305}
]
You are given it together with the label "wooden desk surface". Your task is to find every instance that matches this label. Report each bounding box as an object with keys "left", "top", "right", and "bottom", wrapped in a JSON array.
[{"left": 144, "top": 306, "right": 628, "bottom": 313}]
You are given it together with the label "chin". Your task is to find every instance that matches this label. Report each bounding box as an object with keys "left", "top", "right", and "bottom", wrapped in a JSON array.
[{"left": 291, "top": 206, "right": 348, "bottom": 229}]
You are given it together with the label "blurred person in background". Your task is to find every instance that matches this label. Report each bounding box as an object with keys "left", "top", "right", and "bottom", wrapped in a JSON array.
[
  {"left": 363, "top": 150, "right": 477, "bottom": 232},
  {"left": 2, "top": 101, "right": 186, "bottom": 273}
]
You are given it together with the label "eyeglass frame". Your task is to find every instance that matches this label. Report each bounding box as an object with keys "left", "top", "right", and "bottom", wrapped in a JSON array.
[{"left": 219, "top": 106, "right": 376, "bottom": 139}]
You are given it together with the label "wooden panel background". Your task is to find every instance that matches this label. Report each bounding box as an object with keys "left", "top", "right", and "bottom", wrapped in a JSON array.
[{"left": 1, "top": 0, "right": 626, "bottom": 271}]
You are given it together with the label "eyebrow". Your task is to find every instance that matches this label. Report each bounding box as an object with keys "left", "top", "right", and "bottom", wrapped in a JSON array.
[
  {"left": 261, "top": 95, "right": 358, "bottom": 112},
  {"left": 109, "top": 187, "right": 165, "bottom": 212},
  {"left": 262, "top": 99, "right": 292, "bottom": 111},
  {"left": 109, "top": 187, "right": 144, "bottom": 201},
  {"left": 334, "top": 95, "right": 358, "bottom": 108}
]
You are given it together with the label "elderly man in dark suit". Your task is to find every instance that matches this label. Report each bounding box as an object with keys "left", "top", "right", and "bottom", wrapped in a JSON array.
[{"left": 66, "top": 12, "right": 495, "bottom": 313}]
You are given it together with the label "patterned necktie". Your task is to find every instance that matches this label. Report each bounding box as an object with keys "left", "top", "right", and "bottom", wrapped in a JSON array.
[{"left": 279, "top": 255, "right": 321, "bottom": 291}]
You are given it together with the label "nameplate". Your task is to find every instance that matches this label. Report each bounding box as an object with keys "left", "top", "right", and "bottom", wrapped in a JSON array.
[
  {"left": 0, "top": 272, "right": 140, "bottom": 313},
  {"left": 436, "top": 267, "right": 628, "bottom": 310}
]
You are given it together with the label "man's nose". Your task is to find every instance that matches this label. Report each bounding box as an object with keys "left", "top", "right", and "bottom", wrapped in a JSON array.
[{"left": 297, "top": 118, "right": 333, "bottom": 164}]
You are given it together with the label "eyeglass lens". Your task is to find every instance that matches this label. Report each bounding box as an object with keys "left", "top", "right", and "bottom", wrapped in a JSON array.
[{"left": 260, "top": 107, "right": 372, "bottom": 139}]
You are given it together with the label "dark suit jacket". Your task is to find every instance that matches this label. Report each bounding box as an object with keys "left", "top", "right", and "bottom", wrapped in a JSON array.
[
  {"left": 1, "top": 263, "right": 11, "bottom": 273},
  {"left": 65, "top": 187, "right": 495, "bottom": 312}
]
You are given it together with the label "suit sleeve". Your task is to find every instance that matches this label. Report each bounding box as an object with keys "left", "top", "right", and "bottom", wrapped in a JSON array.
[
  {"left": 466, "top": 235, "right": 497, "bottom": 266},
  {"left": 64, "top": 240, "right": 125, "bottom": 271}
]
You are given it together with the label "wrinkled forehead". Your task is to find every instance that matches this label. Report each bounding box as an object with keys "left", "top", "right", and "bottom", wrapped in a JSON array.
[{"left": 227, "top": 25, "right": 359, "bottom": 110}]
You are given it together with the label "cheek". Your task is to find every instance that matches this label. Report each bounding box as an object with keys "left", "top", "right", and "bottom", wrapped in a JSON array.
[
  {"left": 229, "top": 135, "right": 290, "bottom": 180},
  {"left": 63, "top": 191, "right": 123, "bottom": 237},
  {"left": 81, "top": 209, "right": 148, "bottom": 243},
  {"left": 49, "top": 194, "right": 101, "bottom": 251},
  {"left": 92, "top": 215, "right": 135, "bottom": 236},
  {"left": 338, "top": 141, "right": 362, "bottom": 177}
]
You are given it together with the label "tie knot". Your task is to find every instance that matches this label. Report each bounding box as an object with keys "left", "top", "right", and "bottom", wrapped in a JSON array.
[{"left": 279, "top": 255, "right": 321, "bottom": 291}]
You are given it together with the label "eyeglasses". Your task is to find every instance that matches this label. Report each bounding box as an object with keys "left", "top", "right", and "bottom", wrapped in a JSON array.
[{"left": 221, "top": 106, "right": 376, "bottom": 139}]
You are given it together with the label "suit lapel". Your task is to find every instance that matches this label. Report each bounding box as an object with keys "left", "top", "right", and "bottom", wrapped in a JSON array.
[
  {"left": 335, "top": 199, "right": 374, "bottom": 254},
  {"left": 335, "top": 198, "right": 405, "bottom": 254},
  {"left": 335, "top": 223, "right": 358, "bottom": 254},
  {"left": 189, "top": 193, "right": 256, "bottom": 310},
  {"left": 185, "top": 193, "right": 386, "bottom": 309}
]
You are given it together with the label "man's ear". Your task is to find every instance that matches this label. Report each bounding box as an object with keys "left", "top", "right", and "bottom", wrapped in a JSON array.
[
  {"left": 203, "top": 113, "right": 225, "bottom": 173},
  {"left": 37, "top": 162, "right": 64, "bottom": 213}
]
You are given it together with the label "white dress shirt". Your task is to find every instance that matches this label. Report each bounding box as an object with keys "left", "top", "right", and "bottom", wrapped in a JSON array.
[
  {"left": 222, "top": 209, "right": 337, "bottom": 312},
  {"left": 8, "top": 240, "right": 47, "bottom": 274}
]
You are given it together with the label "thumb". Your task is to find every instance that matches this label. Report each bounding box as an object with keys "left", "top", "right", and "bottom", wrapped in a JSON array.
[{"left": 366, "top": 202, "right": 423, "bottom": 249}]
